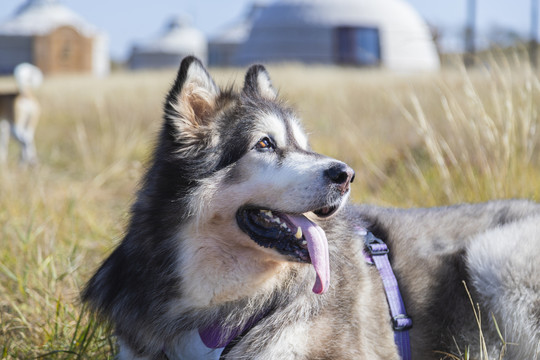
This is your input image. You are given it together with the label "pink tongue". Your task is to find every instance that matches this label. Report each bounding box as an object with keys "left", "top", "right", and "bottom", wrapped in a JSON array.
[{"left": 284, "top": 214, "right": 330, "bottom": 294}]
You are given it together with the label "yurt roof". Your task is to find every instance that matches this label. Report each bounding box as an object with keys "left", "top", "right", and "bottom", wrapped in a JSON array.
[
  {"left": 0, "top": 0, "right": 99, "bottom": 37},
  {"left": 211, "top": 20, "right": 252, "bottom": 44},
  {"left": 254, "top": 0, "right": 429, "bottom": 32},
  {"left": 210, "top": 3, "right": 265, "bottom": 45},
  {"left": 133, "top": 16, "right": 206, "bottom": 54}
]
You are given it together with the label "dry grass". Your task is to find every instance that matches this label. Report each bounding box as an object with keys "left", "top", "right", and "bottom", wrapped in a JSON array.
[{"left": 1, "top": 54, "right": 539, "bottom": 358}]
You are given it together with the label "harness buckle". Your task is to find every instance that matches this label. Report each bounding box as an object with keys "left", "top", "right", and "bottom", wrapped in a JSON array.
[
  {"left": 392, "top": 314, "right": 413, "bottom": 331},
  {"left": 364, "top": 232, "right": 389, "bottom": 256}
]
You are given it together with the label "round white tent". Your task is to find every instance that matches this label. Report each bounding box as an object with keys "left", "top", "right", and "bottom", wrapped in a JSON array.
[
  {"left": 237, "top": 0, "right": 440, "bottom": 71},
  {"left": 129, "top": 16, "right": 207, "bottom": 70},
  {"left": 0, "top": 0, "right": 109, "bottom": 76}
]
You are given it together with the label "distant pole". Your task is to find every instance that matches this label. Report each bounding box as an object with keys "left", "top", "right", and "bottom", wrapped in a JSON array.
[
  {"left": 465, "top": 0, "right": 476, "bottom": 67},
  {"left": 531, "top": 0, "right": 538, "bottom": 68}
]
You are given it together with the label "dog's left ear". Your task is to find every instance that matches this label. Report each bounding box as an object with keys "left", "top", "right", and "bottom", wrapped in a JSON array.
[
  {"left": 242, "top": 64, "right": 277, "bottom": 101},
  {"left": 164, "top": 56, "right": 220, "bottom": 149}
]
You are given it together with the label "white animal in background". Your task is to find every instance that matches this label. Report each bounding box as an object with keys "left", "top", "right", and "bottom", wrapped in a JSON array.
[{"left": 0, "top": 63, "right": 43, "bottom": 165}]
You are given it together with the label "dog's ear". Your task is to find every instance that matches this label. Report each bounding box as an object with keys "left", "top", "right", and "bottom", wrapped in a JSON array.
[
  {"left": 242, "top": 64, "right": 277, "bottom": 101},
  {"left": 164, "top": 56, "right": 219, "bottom": 149}
]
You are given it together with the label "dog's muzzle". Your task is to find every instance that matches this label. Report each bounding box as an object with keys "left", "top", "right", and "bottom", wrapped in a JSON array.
[
  {"left": 235, "top": 161, "right": 354, "bottom": 295},
  {"left": 236, "top": 207, "right": 331, "bottom": 294}
]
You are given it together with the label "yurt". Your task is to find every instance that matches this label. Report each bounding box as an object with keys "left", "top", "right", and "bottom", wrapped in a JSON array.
[
  {"left": 237, "top": 0, "right": 440, "bottom": 71},
  {"left": 0, "top": 0, "right": 109, "bottom": 76},
  {"left": 128, "top": 16, "right": 207, "bottom": 70}
]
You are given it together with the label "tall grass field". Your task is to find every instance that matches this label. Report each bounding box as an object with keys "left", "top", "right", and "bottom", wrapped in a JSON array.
[{"left": 1, "top": 53, "right": 539, "bottom": 359}]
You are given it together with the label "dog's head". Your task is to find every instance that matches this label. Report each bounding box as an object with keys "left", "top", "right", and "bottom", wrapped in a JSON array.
[{"left": 158, "top": 57, "right": 354, "bottom": 304}]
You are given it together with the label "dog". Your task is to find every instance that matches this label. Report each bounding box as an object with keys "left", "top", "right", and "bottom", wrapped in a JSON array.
[
  {"left": 83, "top": 56, "right": 540, "bottom": 359},
  {"left": 0, "top": 63, "right": 42, "bottom": 165}
]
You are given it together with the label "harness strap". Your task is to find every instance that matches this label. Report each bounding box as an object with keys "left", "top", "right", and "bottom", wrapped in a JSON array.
[{"left": 356, "top": 227, "right": 413, "bottom": 360}]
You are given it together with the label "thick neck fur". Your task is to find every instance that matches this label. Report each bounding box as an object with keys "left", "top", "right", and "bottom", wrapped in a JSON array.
[{"left": 83, "top": 199, "right": 397, "bottom": 358}]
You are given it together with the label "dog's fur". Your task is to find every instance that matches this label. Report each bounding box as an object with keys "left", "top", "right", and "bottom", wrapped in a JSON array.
[
  {"left": 83, "top": 57, "right": 540, "bottom": 359},
  {"left": 0, "top": 63, "right": 42, "bottom": 165}
]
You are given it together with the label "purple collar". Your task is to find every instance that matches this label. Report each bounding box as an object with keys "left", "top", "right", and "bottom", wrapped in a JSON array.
[
  {"left": 199, "top": 311, "right": 266, "bottom": 350},
  {"left": 356, "top": 226, "right": 413, "bottom": 360}
]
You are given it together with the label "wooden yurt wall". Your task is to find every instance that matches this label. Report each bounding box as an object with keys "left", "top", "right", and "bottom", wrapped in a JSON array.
[{"left": 33, "top": 25, "right": 93, "bottom": 74}]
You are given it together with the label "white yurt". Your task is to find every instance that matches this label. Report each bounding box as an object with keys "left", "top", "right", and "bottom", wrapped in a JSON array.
[
  {"left": 237, "top": 0, "right": 440, "bottom": 71},
  {"left": 0, "top": 0, "right": 109, "bottom": 76},
  {"left": 128, "top": 16, "right": 207, "bottom": 70}
]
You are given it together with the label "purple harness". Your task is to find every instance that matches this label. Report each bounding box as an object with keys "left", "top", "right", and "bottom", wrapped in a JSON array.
[
  {"left": 357, "top": 226, "right": 413, "bottom": 360},
  {"left": 196, "top": 227, "right": 413, "bottom": 360}
]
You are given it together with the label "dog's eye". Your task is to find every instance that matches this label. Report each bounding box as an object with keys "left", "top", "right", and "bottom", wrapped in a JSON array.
[{"left": 254, "top": 137, "right": 275, "bottom": 151}]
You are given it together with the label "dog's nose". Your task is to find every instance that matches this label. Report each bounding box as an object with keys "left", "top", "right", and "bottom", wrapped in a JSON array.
[{"left": 325, "top": 163, "right": 355, "bottom": 194}]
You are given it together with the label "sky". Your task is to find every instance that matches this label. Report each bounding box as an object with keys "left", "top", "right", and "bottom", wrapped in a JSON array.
[{"left": 0, "top": 0, "right": 535, "bottom": 61}]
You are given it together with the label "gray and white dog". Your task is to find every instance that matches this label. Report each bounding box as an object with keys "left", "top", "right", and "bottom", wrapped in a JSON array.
[{"left": 83, "top": 56, "right": 540, "bottom": 359}]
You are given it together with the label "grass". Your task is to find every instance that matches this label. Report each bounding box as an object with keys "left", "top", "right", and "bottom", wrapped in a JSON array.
[{"left": 1, "top": 53, "right": 539, "bottom": 358}]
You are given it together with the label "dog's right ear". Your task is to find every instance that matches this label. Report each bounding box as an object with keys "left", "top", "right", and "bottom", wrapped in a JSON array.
[
  {"left": 164, "top": 56, "right": 220, "bottom": 150},
  {"left": 242, "top": 64, "right": 277, "bottom": 101}
]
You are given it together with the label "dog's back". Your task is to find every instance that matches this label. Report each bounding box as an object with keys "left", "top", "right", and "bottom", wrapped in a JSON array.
[{"left": 356, "top": 200, "right": 540, "bottom": 359}]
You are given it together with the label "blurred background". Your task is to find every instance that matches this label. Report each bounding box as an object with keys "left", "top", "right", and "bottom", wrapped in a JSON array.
[
  {"left": 1, "top": 1, "right": 539, "bottom": 359},
  {"left": 0, "top": 0, "right": 538, "bottom": 73}
]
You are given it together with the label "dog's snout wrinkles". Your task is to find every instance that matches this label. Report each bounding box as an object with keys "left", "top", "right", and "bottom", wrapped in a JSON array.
[{"left": 325, "top": 163, "right": 355, "bottom": 194}]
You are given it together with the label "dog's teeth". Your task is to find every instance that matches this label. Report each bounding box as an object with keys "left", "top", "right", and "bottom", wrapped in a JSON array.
[{"left": 295, "top": 226, "right": 303, "bottom": 239}]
